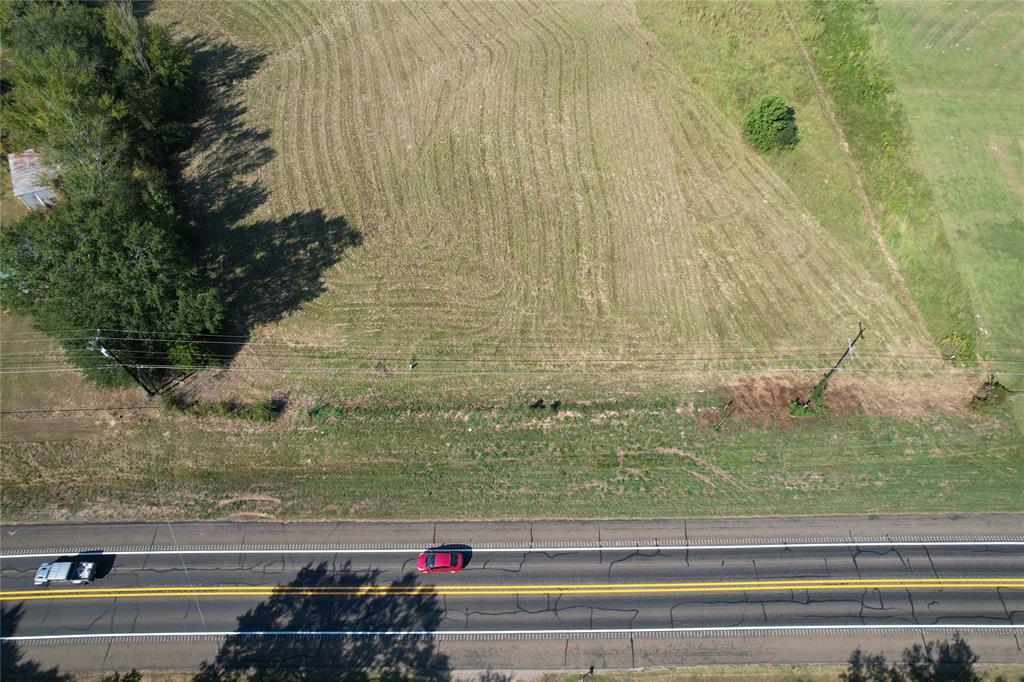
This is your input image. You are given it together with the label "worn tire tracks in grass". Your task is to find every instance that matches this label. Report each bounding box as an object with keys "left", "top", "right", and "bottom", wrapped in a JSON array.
[{"left": 778, "top": 2, "right": 932, "bottom": 343}]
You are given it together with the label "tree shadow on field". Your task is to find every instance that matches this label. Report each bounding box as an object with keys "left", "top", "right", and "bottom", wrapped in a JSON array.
[
  {"left": 192, "top": 561, "right": 449, "bottom": 681},
  {"left": 214, "top": 211, "right": 361, "bottom": 333},
  {"left": 1, "top": 604, "right": 74, "bottom": 682},
  {"left": 180, "top": 35, "right": 273, "bottom": 237},
  {"left": 177, "top": 36, "right": 361, "bottom": 360}
]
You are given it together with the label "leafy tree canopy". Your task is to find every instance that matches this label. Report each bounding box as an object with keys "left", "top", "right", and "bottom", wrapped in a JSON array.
[
  {"left": 743, "top": 94, "right": 799, "bottom": 153},
  {"left": 1, "top": 0, "right": 221, "bottom": 386}
]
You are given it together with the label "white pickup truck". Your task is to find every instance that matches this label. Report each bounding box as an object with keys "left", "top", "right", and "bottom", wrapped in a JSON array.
[{"left": 34, "top": 560, "right": 96, "bottom": 586}]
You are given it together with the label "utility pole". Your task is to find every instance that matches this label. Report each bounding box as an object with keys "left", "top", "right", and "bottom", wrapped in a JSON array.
[
  {"left": 712, "top": 398, "right": 735, "bottom": 432},
  {"left": 792, "top": 322, "right": 866, "bottom": 413},
  {"left": 89, "top": 329, "right": 157, "bottom": 395},
  {"left": 820, "top": 321, "right": 865, "bottom": 391}
]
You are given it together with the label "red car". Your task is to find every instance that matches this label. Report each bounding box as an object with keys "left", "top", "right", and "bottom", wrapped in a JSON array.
[{"left": 417, "top": 550, "right": 464, "bottom": 573}]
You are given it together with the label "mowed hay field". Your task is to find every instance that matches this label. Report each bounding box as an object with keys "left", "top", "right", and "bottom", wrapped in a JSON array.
[
  {"left": 878, "top": 1, "right": 1024, "bottom": 385},
  {"left": 149, "top": 0, "right": 936, "bottom": 379},
  {"left": 4, "top": 2, "right": 1023, "bottom": 523}
]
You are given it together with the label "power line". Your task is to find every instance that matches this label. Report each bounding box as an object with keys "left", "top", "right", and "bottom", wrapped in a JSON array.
[
  {"left": 4, "top": 364, "right": 1020, "bottom": 377},
  {"left": 3, "top": 348, "right": 971, "bottom": 363},
  {"left": 4, "top": 347, "right": 1016, "bottom": 371},
  {"left": 3, "top": 335, "right": 1020, "bottom": 361}
]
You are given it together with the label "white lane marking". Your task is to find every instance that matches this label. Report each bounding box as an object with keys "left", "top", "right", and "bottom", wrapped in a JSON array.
[
  {"left": 3, "top": 541, "right": 1024, "bottom": 560},
  {"left": 4, "top": 624, "right": 1024, "bottom": 641}
]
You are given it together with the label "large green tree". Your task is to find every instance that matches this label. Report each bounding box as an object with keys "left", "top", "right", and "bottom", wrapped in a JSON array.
[{"left": 1, "top": 0, "right": 221, "bottom": 386}]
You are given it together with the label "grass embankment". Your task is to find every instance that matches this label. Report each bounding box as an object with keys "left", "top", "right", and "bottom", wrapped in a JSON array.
[
  {"left": 540, "top": 664, "right": 1024, "bottom": 682},
  {"left": 639, "top": 1, "right": 977, "bottom": 363},
  {"left": 800, "top": 0, "right": 982, "bottom": 363},
  {"left": 544, "top": 663, "right": 1024, "bottom": 679},
  {"left": 876, "top": 0, "right": 1024, "bottom": 385},
  {"left": 71, "top": 664, "right": 1024, "bottom": 682},
  {"left": 2, "top": 386, "right": 1019, "bottom": 521}
]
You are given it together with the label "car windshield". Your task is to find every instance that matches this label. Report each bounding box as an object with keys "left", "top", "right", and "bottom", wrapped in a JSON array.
[{"left": 425, "top": 554, "right": 435, "bottom": 568}]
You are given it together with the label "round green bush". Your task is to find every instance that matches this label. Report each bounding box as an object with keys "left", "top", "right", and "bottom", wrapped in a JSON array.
[{"left": 743, "top": 95, "right": 799, "bottom": 153}]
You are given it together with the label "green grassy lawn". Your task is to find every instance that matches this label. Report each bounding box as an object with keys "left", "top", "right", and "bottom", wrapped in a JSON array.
[
  {"left": 639, "top": 0, "right": 1022, "bottom": 433},
  {"left": 1, "top": 163, "right": 28, "bottom": 228},
  {"left": 638, "top": 1, "right": 977, "bottom": 366},
  {"left": 876, "top": 1, "right": 1024, "bottom": 383},
  {"left": 0, "top": 313, "right": 149, "bottom": 441},
  {"left": 2, "top": 384, "right": 1019, "bottom": 521},
  {"left": 2, "top": 314, "right": 82, "bottom": 413}
]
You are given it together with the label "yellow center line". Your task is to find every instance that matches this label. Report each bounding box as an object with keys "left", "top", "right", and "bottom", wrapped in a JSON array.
[{"left": 3, "top": 578, "right": 1022, "bottom": 601}]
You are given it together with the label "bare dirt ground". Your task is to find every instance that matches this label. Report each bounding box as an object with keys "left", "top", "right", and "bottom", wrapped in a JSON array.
[{"left": 720, "top": 371, "right": 985, "bottom": 420}]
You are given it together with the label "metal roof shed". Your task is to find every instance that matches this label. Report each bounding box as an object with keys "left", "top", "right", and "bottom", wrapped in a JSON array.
[{"left": 8, "top": 149, "right": 58, "bottom": 211}]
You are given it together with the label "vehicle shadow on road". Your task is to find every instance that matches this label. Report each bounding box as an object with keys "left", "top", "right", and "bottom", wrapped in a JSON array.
[
  {"left": 193, "top": 561, "right": 448, "bottom": 681},
  {"left": 431, "top": 544, "right": 475, "bottom": 570},
  {"left": 1, "top": 604, "right": 73, "bottom": 682},
  {"left": 52, "top": 552, "right": 116, "bottom": 580}
]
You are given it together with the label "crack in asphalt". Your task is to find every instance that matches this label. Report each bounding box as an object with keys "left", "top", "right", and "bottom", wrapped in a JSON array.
[
  {"left": 455, "top": 595, "right": 641, "bottom": 629},
  {"left": 906, "top": 588, "right": 920, "bottom": 624},
  {"left": 995, "top": 586, "right": 1023, "bottom": 624},
  {"left": 481, "top": 552, "right": 530, "bottom": 574},
  {"left": 923, "top": 545, "right": 941, "bottom": 580},
  {"left": 606, "top": 549, "right": 661, "bottom": 581}
]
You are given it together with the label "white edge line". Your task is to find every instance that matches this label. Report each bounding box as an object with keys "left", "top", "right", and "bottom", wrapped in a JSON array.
[
  {"left": 5, "top": 624, "right": 1024, "bottom": 642},
  {"left": 3, "top": 541, "right": 1024, "bottom": 560}
]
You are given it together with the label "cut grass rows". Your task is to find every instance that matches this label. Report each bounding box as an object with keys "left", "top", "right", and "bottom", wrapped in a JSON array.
[
  {"left": 638, "top": 2, "right": 922, "bottom": 353},
  {"left": 146, "top": 0, "right": 935, "bottom": 385}
]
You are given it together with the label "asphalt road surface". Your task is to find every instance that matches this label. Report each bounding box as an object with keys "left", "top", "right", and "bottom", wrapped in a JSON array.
[
  {"left": 1, "top": 517, "right": 1022, "bottom": 674},
  {"left": 3, "top": 544, "right": 1024, "bottom": 637}
]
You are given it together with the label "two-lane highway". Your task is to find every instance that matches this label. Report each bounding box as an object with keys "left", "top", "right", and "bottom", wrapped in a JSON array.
[{"left": 3, "top": 543, "right": 1023, "bottom": 638}]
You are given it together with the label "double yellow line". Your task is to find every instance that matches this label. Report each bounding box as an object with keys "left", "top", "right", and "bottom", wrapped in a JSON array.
[{"left": 3, "top": 577, "right": 1023, "bottom": 601}]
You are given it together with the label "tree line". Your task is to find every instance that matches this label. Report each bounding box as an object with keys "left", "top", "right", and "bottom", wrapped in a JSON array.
[{"left": 1, "top": 0, "right": 221, "bottom": 386}]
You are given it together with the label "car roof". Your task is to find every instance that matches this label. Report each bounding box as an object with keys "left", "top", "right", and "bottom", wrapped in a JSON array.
[{"left": 47, "top": 562, "right": 73, "bottom": 579}]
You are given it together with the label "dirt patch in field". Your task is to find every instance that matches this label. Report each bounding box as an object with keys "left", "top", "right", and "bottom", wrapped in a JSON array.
[
  {"left": 717, "top": 371, "right": 980, "bottom": 420},
  {"left": 215, "top": 493, "right": 282, "bottom": 508}
]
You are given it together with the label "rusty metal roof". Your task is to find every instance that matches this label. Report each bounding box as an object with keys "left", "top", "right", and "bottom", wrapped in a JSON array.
[{"left": 8, "top": 149, "right": 56, "bottom": 197}]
